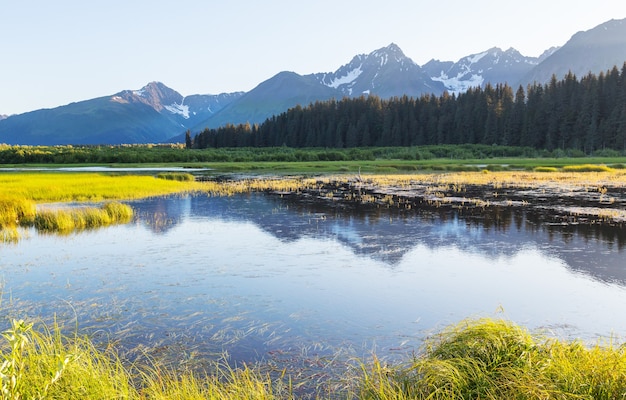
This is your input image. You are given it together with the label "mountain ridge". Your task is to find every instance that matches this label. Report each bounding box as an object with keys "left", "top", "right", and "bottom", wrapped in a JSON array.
[
  {"left": 1, "top": 17, "right": 626, "bottom": 145},
  {"left": 519, "top": 18, "right": 626, "bottom": 86}
]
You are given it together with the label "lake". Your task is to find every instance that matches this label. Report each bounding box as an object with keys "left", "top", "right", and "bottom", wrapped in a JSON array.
[{"left": 1, "top": 192, "right": 626, "bottom": 372}]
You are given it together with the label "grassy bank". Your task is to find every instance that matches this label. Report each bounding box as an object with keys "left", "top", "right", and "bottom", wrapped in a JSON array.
[
  {"left": 0, "top": 172, "right": 203, "bottom": 202},
  {"left": 0, "top": 172, "right": 202, "bottom": 242},
  {"left": 1, "top": 318, "right": 624, "bottom": 399}
]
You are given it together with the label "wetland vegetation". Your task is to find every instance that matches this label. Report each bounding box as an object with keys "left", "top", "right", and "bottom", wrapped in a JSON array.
[
  {"left": 2, "top": 317, "right": 626, "bottom": 399},
  {"left": 2, "top": 152, "right": 626, "bottom": 398}
]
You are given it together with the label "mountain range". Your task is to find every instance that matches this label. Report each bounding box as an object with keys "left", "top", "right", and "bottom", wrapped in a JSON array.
[{"left": 1, "top": 18, "right": 626, "bottom": 146}]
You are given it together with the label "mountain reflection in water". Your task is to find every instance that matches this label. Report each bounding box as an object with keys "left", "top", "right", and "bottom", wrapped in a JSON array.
[
  {"left": 1, "top": 192, "right": 625, "bottom": 370},
  {"left": 136, "top": 193, "right": 626, "bottom": 284}
]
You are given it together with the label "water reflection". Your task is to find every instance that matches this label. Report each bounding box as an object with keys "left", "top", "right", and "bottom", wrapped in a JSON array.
[
  {"left": 1, "top": 193, "right": 626, "bottom": 372},
  {"left": 137, "top": 193, "right": 626, "bottom": 284}
]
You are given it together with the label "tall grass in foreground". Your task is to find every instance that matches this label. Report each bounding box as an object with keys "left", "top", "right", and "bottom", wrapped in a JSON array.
[
  {"left": 357, "top": 318, "right": 626, "bottom": 399},
  {"left": 2, "top": 318, "right": 625, "bottom": 399},
  {"left": 0, "top": 319, "right": 281, "bottom": 400}
]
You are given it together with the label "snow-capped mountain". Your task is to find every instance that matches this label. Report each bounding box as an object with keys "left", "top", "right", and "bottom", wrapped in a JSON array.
[
  {"left": 191, "top": 44, "right": 445, "bottom": 132},
  {"left": 111, "top": 81, "right": 244, "bottom": 128},
  {"left": 312, "top": 43, "right": 444, "bottom": 98},
  {"left": 2, "top": 17, "right": 626, "bottom": 145},
  {"left": 423, "top": 47, "right": 539, "bottom": 93},
  {"left": 0, "top": 83, "right": 244, "bottom": 145}
]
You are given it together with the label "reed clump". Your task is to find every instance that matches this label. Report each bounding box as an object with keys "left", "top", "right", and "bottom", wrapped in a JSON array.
[
  {"left": 156, "top": 172, "right": 196, "bottom": 182},
  {"left": 0, "top": 197, "right": 36, "bottom": 228},
  {"left": 533, "top": 166, "right": 559, "bottom": 172},
  {"left": 355, "top": 318, "right": 626, "bottom": 399},
  {"left": 33, "top": 202, "right": 133, "bottom": 233}
]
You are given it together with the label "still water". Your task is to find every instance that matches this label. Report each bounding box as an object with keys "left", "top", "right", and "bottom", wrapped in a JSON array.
[{"left": 1, "top": 193, "right": 626, "bottom": 367}]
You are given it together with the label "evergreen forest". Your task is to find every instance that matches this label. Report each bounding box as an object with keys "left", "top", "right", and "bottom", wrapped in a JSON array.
[{"left": 192, "top": 64, "right": 626, "bottom": 154}]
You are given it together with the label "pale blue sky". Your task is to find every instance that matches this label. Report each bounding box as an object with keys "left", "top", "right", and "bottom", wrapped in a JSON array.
[{"left": 2, "top": 0, "right": 626, "bottom": 115}]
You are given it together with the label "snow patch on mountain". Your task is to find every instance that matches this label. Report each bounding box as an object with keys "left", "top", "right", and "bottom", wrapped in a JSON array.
[
  {"left": 469, "top": 51, "right": 488, "bottom": 64},
  {"left": 327, "top": 66, "right": 363, "bottom": 88},
  {"left": 164, "top": 102, "right": 190, "bottom": 119},
  {"left": 110, "top": 95, "right": 128, "bottom": 104},
  {"left": 431, "top": 72, "right": 484, "bottom": 94}
]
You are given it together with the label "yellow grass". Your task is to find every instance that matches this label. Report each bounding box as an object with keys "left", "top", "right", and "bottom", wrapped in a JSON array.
[
  {"left": 0, "top": 172, "right": 201, "bottom": 240},
  {"left": 0, "top": 172, "right": 204, "bottom": 202}
]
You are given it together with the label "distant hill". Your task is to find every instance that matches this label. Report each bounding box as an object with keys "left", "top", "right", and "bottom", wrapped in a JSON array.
[
  {"left": 192, "top": 71, "right": 339, "bottom": 131},
  {"left": 0, "top": 82, "right": 243, "bottom": 145},
  {"left": 1, "top": 17, "right": 625, "bottom": 145},
  {"left": 519, "top": 18, "right": 626, "bottom": 86}
]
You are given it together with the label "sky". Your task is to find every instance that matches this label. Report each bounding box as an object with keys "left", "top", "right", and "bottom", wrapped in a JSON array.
[{"left": 2, "top": 0, "right": 626, "bottom": 116}]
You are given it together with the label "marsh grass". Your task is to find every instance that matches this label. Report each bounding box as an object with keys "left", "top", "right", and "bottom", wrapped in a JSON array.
[
  {"left": 0, "top": 227, "right": 21, "bottom": 243},
  {"left": 138, "top": 365, "right": 282, "bottom": 399},
  {"left": 562, "top": 164, "right": 614, "bottom": 172},
  {"left": 33, "top": 202, "right": 133, "bottom": 233},
  {"left": 156, "top": 172, "right": 195, "bottom": 181},
  {"left": 534, "top": 166, "right": 559, "bottom": 172},
  {"left": 1, "top": 172, "right": 198, "bottom": 242},
  {"left": 0, "top": 172, "right": 202, "bottom": 202},
  {"left": 0, "top": 319, "right": 135, "bottom": 400},
  {"left": 2, "top": 317, "right": 626, "bottom": 399},
  {"left": 0, "top": 319, "right": 282, "bottom": 400},
  {"left": 355, "top": 318, "right": 626, "bottom": 400},
  {"left": 0, "top": 197, "right": 36, "bottom": 228}
]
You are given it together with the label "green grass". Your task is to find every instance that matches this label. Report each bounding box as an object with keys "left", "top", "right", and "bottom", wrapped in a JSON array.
[
  {"left": 2, "top": 317, "right": 625, "bottom": 399},
  {"left": 192, "top": 156, "right": 626, "bottom": 174},
  {"left": 0, "top": 319, "right": 281, "bottom": 400},
  {"left": 356, "top": 318, "right": 626, "bottom": 399}
]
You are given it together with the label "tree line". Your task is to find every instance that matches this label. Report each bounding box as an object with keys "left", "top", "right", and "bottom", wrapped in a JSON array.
[{"left": 191, "top": 63, "right": 626, "bottom": 153}]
